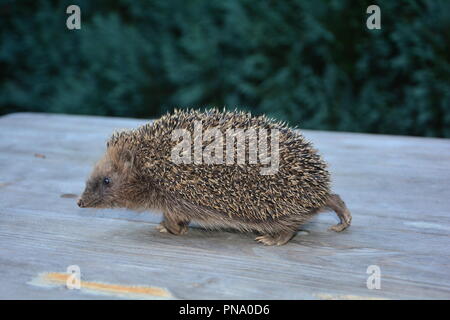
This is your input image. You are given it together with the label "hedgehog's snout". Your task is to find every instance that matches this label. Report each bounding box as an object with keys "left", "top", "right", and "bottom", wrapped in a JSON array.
[
  {"left": 77, "top": 190, "right": 91, "bottom": 208},
  {"left": 77, "top": 198, "right": 85, "bottom": 208}
]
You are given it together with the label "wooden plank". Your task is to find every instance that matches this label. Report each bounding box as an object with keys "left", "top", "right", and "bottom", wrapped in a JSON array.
[{"left": 0, "top": 112, "right": 449, "bottom": 299}]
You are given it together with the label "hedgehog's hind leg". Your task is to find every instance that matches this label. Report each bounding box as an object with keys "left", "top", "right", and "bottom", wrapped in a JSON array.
[
  {"left": 156, "top": 211, "right": 190, "bottom": 235},
  {"left": 323, "top": 194, "right": 352, "bottom": 232},
  {"left": 255, "top": 231, "right": 296, "bottom": 246},
  {"left": 253, "top": 215, "right": 306, "bottom": 246}
]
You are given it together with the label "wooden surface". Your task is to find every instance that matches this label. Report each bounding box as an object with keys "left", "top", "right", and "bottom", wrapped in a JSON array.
[{"left": 0, "top": 112, "right": 449, "bottom": 300}]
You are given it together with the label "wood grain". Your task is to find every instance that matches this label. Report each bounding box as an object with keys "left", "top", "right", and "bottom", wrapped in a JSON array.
[{"left": 0, "top": 112, "right": 449, "bottom": 299}]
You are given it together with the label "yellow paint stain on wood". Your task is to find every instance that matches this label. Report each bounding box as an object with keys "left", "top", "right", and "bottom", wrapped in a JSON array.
[
  {"left": 34, "top": 153, "right": 46, "bottom": 159},
  {"left": 314, "top": 293, "right": 387, "bottom": 300},
  {"left": 30, "top": 272, "right": 173, "bottom": 299},
  {"left": 0, "top": 182, "right": 13, "bottom": 188}
]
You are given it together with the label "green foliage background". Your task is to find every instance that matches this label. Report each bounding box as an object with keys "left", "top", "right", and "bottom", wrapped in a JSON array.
[{"left": 1, "top": 0, "right": 449, "bottom": 137}]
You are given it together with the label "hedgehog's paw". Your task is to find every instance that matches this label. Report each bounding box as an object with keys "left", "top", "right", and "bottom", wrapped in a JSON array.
[
  {"left": 328, "top": 222, "right": 350, "bottom": 232},
  {"left": 255, "top": 232, "right": 294, "bottom": 246},
  {"left": 156, "top": 224, "right": 169, "bottom": 233},
  {"left": 156, "top": 221, "right": 189, "bottom": 235},
  {"left": 174, "top": 224, "right": 189, "bottom": 235}
]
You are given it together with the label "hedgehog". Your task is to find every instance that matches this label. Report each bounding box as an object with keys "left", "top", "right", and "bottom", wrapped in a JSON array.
[{"left": 77, "top": 109, "right": 351, "bottom": 245}]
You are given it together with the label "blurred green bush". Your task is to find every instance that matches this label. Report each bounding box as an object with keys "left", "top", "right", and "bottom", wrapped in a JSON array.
[{"left": 1, "top": 0, "right": 449, "bottom": 137}]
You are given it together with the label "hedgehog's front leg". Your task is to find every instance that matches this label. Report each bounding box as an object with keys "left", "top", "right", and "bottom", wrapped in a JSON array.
[{"left": 156, "top": 212, "right": 190, "bottom": 235}]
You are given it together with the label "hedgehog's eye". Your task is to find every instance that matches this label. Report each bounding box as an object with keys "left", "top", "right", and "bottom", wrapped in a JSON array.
[{"left": 103, "top": 177, "right": 111, "bottom": 186}]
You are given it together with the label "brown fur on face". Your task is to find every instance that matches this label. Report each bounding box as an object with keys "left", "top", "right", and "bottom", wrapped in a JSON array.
[{"left": 78, "top": 145, "right": 137, "bottom": 209}]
